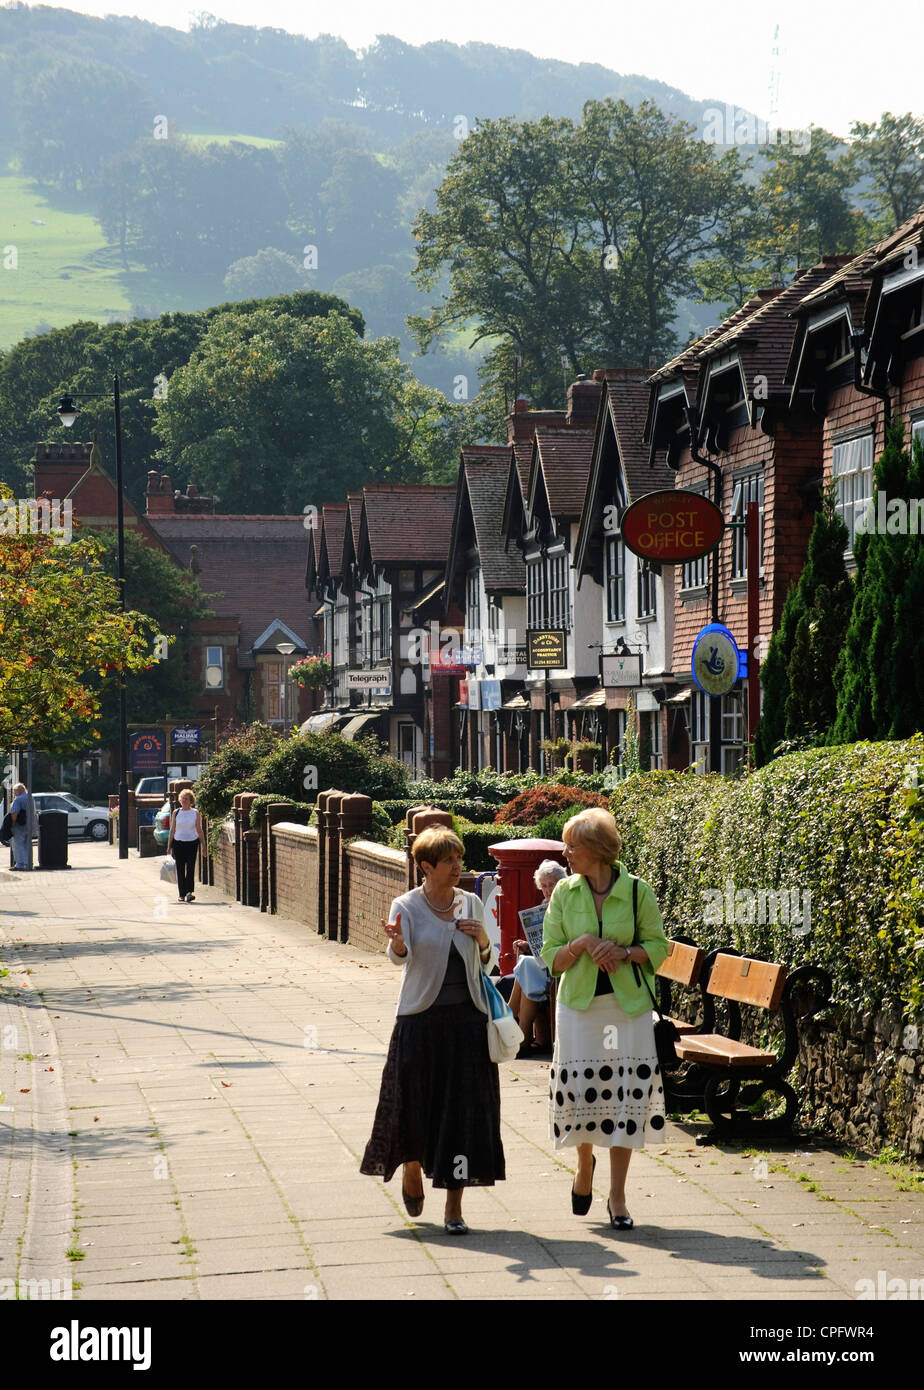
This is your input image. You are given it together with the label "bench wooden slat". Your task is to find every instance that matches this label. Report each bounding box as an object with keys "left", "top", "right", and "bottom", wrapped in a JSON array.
[
  {"left": 675, "top": 1034, "right": 777, "bottom": 1067},
  {"left": 656, "top": 939, "right": 705, "bottom": 987},
  {"left": 706, "top": 953, "right": 787, "bottom": 1010},
  {"left": 667, "top": 1016, "right": 698, "bottom": 1036}
]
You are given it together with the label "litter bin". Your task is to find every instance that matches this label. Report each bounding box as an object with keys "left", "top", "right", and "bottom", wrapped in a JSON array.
[{"left": 38, "top": 809, "right": 69, "bottom": 869}]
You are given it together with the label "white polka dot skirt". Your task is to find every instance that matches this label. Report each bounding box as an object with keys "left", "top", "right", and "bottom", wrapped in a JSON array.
[{"left": 550, "top": 994, "right": 666, "bottom": 1148}]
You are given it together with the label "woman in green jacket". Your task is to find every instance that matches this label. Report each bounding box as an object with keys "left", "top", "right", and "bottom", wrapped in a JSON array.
[{"left": 541, "top": 808, "right": 669, "bottom": 1230}]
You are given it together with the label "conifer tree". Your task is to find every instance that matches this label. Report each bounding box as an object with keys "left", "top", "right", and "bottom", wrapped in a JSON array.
[
  {"left": 831, "top": 421, "right": 924, "bottom": 742},
  {"left": 754, "top": 487, "right": 851, "bottom": 763}
]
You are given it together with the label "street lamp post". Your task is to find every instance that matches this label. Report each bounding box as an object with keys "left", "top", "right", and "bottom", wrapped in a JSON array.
[{"left": 56, "top": 377, "right": 130, "bottom": 859}]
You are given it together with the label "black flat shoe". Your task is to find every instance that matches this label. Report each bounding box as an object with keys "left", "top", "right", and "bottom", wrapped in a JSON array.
[
  {"left": 444, "top": 1219, "right": 469, "bottom": 1235},
  {"left": 571, "top": 1155, "right": 596, "bottom": 1215},
  {"left": 402, "top": 1185, "right": 424, "bottom": 1218},
  {"left": 606, "top": 1200, "right": 633, "bottom": 1230}
]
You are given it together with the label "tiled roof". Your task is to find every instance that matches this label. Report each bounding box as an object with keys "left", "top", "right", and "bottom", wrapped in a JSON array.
[
  {"left": 461, "top": 451, "right": 525, "bottom": 591},
  {"left": 320, "top": 505, "right": 346, "bottom": 581},
  {"left": 598, "top": 369, "right": 675, "bottom": 501},
  {"left": 699, "top": 261, "right": 846, "bottom": 397},
  {"left": 863, "top": 201, "right": 924, "bottom": 276},
  {"left": 148, "top": 518, "right": 316, "bottom": 658},
  {"left": 511, "top": 441, "right": 533, "bottom": 496},
  {"left": 790, "top": 251, "right": 877, "bottom": 317},
  {"left": 361, "top": 485, "right": 456, "bottom": 565},
  {"left": 532, "top": 426, "right": 595, "bottom": 519},
  {"left": 647, "top": 290, "right": 780, "bottom": 386}
]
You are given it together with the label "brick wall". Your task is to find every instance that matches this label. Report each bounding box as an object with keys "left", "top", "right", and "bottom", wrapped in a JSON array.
[
  {"left": 272, "top": 823, "right": 320, "bottom": 930},
  {"left": 342, "top": 840, "right": 407, "bottom": 954},
  {"left": 212, "top": 825, "right": 237, "bottom": 897}
]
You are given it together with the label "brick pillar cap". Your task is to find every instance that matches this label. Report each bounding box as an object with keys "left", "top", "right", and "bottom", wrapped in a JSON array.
[{"left": 411, "top": 808, "right": 454, "bottom": 834}]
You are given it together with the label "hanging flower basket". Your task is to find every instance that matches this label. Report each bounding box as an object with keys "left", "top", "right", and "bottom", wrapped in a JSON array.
[{"left": 289, "top": 654, "right": 332, "bottom": 689}]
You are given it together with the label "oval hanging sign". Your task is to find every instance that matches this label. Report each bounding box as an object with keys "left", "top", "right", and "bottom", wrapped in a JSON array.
[
  {"left": 692, "top": 622, "right": 740, "bottom": 697},
  {"left": 620, "top": 490, "right": 724, "bottom": 563}
]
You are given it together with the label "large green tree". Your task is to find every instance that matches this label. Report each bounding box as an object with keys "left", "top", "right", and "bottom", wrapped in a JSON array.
[
  {"left": 754, "top": 488, "right": 852, "bottom": 764},
  {"left": 831, "top": 422, "right": 924, "bottom": 743},
  {"left": 0, "top": 292, "right": 362, "bottom": 507},
  {"left": 410, "top": 100, "right": 750, "bottom": 406},
  {"left": 153, "top": 308, "right": 471, "bottom": 512},
  {"left": 849, "top": 113, "right": 924, "bottom": 234}
]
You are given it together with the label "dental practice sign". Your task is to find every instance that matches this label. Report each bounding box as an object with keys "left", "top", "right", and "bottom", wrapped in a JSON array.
[
  {"left": 692, "top": 623, "right": 741, "bottom": 698},
  {"left": 620, "top": 490, "right": 724, "bottom": 563}
]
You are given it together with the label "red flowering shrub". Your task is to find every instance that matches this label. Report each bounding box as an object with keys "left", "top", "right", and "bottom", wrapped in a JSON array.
[{"left": 493, "top": 784, "right": 609, "bottom": 826}]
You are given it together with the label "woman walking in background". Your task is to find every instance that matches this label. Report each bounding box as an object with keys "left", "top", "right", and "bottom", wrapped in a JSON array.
[
  {"left": 167, "top": 789, "right": 206, "bottom": 903},
  {"left": 541, "top": 808, "right": 669, "bottom": 1229},
  {"left": 361, "top": 826, "right": 505, "bottom": 1234}
]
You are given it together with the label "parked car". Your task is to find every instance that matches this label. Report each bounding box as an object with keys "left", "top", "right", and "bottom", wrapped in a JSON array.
[
  {"left": 31, "top": 792, "right": 110, "bottom": 841},
  {"left": 134, "top": 776, "right": 166, "bottom": 797},
  {"left": 153, "top": 798, "right": 172, "bottom": 848}
]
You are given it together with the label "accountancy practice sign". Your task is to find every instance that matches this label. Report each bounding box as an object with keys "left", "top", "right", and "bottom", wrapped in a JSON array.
[{"left": 620, "top": 490, "right": 724, "bottom": 563}]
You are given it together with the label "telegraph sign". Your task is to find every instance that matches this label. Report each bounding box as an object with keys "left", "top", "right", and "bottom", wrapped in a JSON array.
[
  {"left": 621, "top": 490, "right": 724, "bottom": 563},
  {"left": 692, "top": 623, "right": 741, "bottom": 697}
]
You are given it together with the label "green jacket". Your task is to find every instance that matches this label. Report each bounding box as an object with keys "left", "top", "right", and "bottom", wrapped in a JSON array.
[{"left": 539, "top": 863, "right": 669, "bottom": 1015}]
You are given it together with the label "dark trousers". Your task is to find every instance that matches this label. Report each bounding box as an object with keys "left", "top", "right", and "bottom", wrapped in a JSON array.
[{"left": 173, "top": 838, "right": 199, "bottom": 898}]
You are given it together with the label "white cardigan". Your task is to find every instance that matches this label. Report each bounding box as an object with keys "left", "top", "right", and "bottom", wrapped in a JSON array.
[{"left": 386, "top": 888, "right": 497, "bottom": 1016}]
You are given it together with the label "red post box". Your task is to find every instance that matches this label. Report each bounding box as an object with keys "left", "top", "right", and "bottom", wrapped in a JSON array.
[{"left": 488, "top": 838, "right": 567, "bottom": 977}]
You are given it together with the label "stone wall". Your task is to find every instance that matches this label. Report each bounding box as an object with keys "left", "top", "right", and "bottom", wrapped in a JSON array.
[
  {"left": 798, "top": 1007, "right": 924, "bottom": 1159},
  {"left": 273, "top": 823, "right": 319, "bottom": 931},
  {"left": 342, "top": 840, "right": 408, "bottom": 954}
]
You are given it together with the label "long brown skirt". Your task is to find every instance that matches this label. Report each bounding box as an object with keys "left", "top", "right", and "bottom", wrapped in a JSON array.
[{"left": 360, "top": 999, "right": 506, "bottom": 1189}]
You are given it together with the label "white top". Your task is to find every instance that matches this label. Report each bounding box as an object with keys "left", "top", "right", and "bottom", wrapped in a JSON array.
[
  {"left": 173, "top": 807, "right": 200, "bottom": 841},
  {"left": 386, "top": 888, "right": 497, "bottom": 1016}
]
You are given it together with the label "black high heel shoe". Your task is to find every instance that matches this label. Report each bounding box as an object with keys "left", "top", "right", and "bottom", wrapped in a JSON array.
[
  {"left": 606, "top": 1199, "right": 633, "bottom": 1230},
  {"left": 571, "top": 1156, "right": 596, "bottom": 1215}
]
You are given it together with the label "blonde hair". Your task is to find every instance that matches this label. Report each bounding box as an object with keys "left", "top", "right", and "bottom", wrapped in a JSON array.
[
  {"left": 562, "top": 807, "right": 622, "bottom": 863},
  {"left": 412, "top": 825, "right": 464, "bottom": 871},
  {"left": 178, "top": 789, "right": 196, "bottom": 806},
  {"left": 11, "top": 783, "right": 26, "bottom": 797}
]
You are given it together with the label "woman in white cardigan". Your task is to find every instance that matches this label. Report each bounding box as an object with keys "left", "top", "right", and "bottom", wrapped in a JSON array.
[{"left": 360, "top": 826, "right": 505, "bottom": 1234}]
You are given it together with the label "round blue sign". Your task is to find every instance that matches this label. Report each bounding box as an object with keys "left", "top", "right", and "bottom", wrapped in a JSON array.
[{"left": 692, "top": 623, "right": 740, "bottom": 697}]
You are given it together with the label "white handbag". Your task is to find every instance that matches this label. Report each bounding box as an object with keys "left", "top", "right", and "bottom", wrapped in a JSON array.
[
  {"left": 479, "top": 970, "right": 524, "bottom": 1062},
  {"left": 159, "top": 855, "right": 177, "bottom": 884}
]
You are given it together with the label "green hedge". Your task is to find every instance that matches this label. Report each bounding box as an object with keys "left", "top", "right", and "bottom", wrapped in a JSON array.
[
  {"left": 608, "top": 737, "right": 924, "bottom": 1014},
  {"left": 247, "top": 795, "right": 314, "bottom": 829},
  {"left": 375, "top": 797, "right": 498, "bottom": 825},
  {"left": 452, "top": 818, "right": 535, "bottom": 871}
]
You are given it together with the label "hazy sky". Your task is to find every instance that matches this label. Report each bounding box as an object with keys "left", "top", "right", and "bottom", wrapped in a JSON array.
[{"left": 43, "top": 1, "right": 923, "bottom": 136}]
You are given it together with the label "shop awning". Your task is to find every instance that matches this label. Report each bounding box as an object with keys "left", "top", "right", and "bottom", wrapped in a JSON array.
[
  {"left": 501, "top": 693, "right": 530, "bottom": 711},
  {"left": 302, "top": 711, "right": 347, "bottom": 733},
  {"left": 568, "top": 688, "right": 606, "bottom": 710},
  {"left": 665, "top": 688, "right": 692, "bottom": 705},
  {"left": 340, "top": 711, "right": 387, "bottom": 741}
]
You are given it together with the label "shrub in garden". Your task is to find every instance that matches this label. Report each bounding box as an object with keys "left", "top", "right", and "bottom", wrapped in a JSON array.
[
  {"left": 452, "top": 817, "right": 534, "bottom": 871},
  {"left": 608, "top": 738, "right": 924, "bottom": 1016},
  {"left": 195, "top": 722, "right": 281, "bottom": 821},
  {"left": 248, "top": 731, "right": 409, "bottom": 804},
  {"left": 532, "top": 803, "right": 591, "bottom": 841},
  {"left": 494, "top": 784, "right": 609, "bottom": 826}
]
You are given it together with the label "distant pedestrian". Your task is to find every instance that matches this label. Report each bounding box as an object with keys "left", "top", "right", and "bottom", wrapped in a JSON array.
[
  {"left": 8, "top": 782, "right": 31, "bottom": 871},
  {"left": 360, "top": 826, "right": 505, "bottom": 1234},
  {"left": 167, "top": 790, "right": 206, "bottom": 903}
]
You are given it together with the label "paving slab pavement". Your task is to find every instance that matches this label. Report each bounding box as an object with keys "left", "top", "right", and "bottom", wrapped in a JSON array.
[{"left": 1, "top": 841, "right": 922, "bottom": 1304}]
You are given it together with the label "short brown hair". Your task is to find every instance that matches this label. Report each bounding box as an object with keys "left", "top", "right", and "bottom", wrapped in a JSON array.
[
  {"left": 412, "top": 825, "right": 464, "bottom": 870},
  {"left": 562, "top": 807, "right": 622, "bottom": 862}
]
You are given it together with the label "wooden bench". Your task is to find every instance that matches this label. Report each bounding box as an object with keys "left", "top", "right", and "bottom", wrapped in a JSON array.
[
  {"left": 670, "top": 951, "right": 832, "bottom": 1139},
  {"left": 655, "top": 937, "right": 706, "bottom": 1038}
]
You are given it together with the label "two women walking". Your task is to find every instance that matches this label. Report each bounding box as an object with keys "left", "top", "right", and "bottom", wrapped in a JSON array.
[{"left": 361, "top": 807, "right": 669, "bottom": 1232}]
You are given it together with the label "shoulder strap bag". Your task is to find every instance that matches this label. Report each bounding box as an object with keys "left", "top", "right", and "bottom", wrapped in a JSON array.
[
  {"left": 629, "top": 875, "right": 680, "bottom": 1069},
  {"left": 472, "top": 893, "right": 523, "bottom": 1062}
]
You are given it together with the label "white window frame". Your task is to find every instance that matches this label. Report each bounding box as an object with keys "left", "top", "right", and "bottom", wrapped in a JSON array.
[
  {"left": 547, "top": 549, "right": 571, "bottom": 631},
  {"left": 681, "top": 487, "right": 711, "bottom": 591},
  {"left": 637, "top": 559, "right": 657, "bottom": 619},
  {"left": 204, "top": 645, "right": 224, "bottom": 691},
  {"left": 526, "top": 552, "right": 545, "bottom": 630},
  {"left": 731, "top": 472, "right": 765, "bottom": 580},
  {"left": 833, "top": 433, "right": 874, "bottom": 558},
  {"left": 604, "top": 534, "right": 625, "bottom": 622}
]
